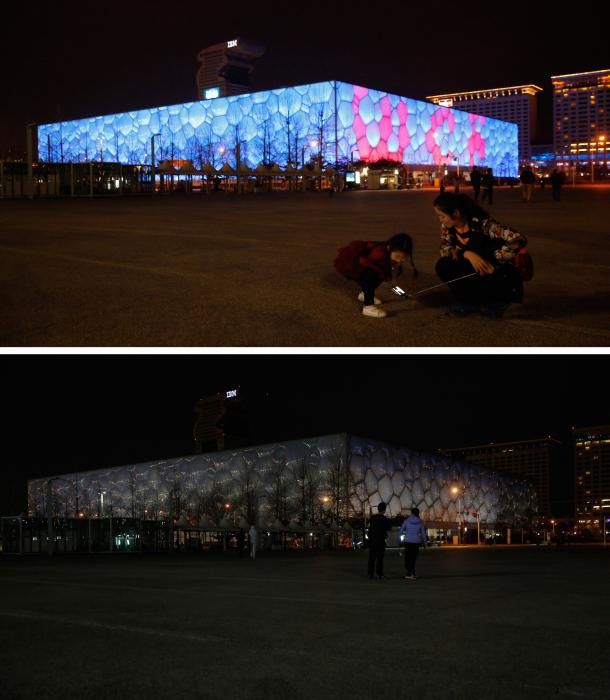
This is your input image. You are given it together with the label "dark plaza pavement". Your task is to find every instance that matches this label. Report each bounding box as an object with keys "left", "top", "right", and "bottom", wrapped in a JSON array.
[
  {"left": 0, "top": 546, "right": 608, "bottom": 699},
  {"left": 1, "top": 186, "right": 609, "bottom": 347}
]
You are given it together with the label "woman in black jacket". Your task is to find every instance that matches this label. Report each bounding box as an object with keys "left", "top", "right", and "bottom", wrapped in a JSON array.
[{"left": 433, "top": 192, "right": 528, "bottom": 319}]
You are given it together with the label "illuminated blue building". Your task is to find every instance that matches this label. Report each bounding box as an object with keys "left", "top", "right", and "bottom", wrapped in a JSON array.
[{"left": 38, "top": 81, "right": 519, "bottom": 176}]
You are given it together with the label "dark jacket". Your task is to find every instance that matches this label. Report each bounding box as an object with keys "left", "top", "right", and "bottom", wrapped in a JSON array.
[
  {"left": 368, "top": 513, "right": 392, "bottom": 547},
  {"left": 550, "top": 172, "right": 564, "bottom": 188},
  {"left": 520, "top": 168, "right": 536, "bottom": 185},
  {"left": 470, "top": 169, "right": 482, "bottom": 187}
]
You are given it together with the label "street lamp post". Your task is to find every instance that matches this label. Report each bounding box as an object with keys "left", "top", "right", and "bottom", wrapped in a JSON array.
[
  {"left": 474, "top": 509, "right": 481, "bottom": 545},
  {"left": 590, "top": 136, "right": 606, "bottom": 183},
  {"left": 601, "top": 501, "right": 610, "bottom": 545},
  {"left": 46, "top": 477, "right": 60, "bottom": 557},
  {"left": 46, "top": 475, "right": 74, "bottom": 556},
  {"left": 451, "top": 486, "right": 463, "bottom": 544},
  {"left": 151, "top": 133, "right": 160, "bottom": 194}
]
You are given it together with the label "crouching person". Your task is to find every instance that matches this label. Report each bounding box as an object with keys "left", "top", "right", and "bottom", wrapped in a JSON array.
[
  {"left": 433, "top": 193, "right": 527, "bottom": 319},
  {"left": 334, "top": 233, "right": 417, "bottom": 318}
]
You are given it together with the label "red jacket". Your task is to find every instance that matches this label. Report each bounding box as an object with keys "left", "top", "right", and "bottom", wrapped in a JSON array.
[{"left": 334, "top": 241, "right": 392, "bottom": 281}]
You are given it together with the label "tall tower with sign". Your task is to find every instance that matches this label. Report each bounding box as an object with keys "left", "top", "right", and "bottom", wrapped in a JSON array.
[
  {"left": 193, "top": 388, "right": 250, "bottom": 453},
  {"left": 196, "top": 38, "right": 266, "bottom": 100}
]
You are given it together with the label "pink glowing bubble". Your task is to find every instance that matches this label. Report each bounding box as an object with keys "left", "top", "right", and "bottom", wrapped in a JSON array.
[
  {"left": 398, "top": 125, "right": 410, "bottom": 149},
  {"left": 379, "top": 116, "right": 393, "bottom": 142},
  {"left": 353, "top": 114, "right": 367, "bottom": 140},
  {"left": 396, "top": 101, "right": 408, "bottom": 124},
  {"left": 357, "top": 136, "right": 371, "bottom": 159},
  {"left": 376, "top": 140, "right": 389, "bottom": 159},
  {"left": 380, "top": 96, "right": 392, "bottom": 117},
  {"left": 353, "top": 85, "right": 368, "bottom": 101}
]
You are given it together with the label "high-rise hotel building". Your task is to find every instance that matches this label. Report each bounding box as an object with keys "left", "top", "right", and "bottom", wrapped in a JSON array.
[
  {"left": 552, "top": 69, "right": 610, "bottom": 173},
  {"left": 573, "top": 425, "right": 610, "bottom": 532},
  {"left": 427, "top": 85, "right": 542, "bottom": 164}
]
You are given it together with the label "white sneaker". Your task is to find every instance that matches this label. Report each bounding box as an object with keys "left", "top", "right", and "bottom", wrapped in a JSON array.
[
  {"left": 362, "top": 305, "right": 387, "bottom": 318},
  {"left": 358, "top": 292, "right": 382, "bottom": 305}
]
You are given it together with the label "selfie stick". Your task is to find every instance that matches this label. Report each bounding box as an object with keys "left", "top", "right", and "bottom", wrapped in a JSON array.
[{"left": 392, "top": 272, "right": 479, "bottom": 299}]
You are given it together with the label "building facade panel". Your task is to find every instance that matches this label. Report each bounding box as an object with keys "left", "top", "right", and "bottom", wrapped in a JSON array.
[
  {"left": 28, "top": 433, "right": 537, "bottom": 526},
  {"left": 38, "top": 81, "right": 519, "bottom": 176}
]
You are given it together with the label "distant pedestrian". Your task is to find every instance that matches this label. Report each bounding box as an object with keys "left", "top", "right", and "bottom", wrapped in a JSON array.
[
  {"left": 248, "top": 524, "right": 257, "bottom": 560},
  {"left": 481, "top": 168, "right": 494, "bottom": 205},
  {"left": 398, "top": 507, "right": 429, "bottom": 580},
  {"left": 334, "top": 233, "right": 417, "bottom": 318},
  {"left": 237, "top": 528, "right": 246, "bottom": 557},
  {"left": 432, "top": 192, "right": 528, "bottom": 319},
  {"left": 520, "top": 166, "right": 536, "bottom": 202},
  {"left": 470, "top": 166, "right": 482, "bottom": 202},
  {"left": 550, "top": 168, "right": 564, "bottom": 202},
  {"left": 367, "top": 502, "right": 392, "bottom": 579}
]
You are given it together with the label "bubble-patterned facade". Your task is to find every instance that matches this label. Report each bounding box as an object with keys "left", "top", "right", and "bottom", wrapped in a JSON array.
[
  {"left": 28, "top": 434, "right": 536, "bottom": 526},
  {"left": 38, "top": 81, "right": 518, "bottom": 176}
]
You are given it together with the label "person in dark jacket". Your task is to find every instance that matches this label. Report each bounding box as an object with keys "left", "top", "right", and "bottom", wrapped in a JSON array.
[
  {"left": 398, "top": 507, "right": 429, "bottom": 580},
  {"left": 480, "top": 168, "right": 494, "bottom": 205},
  {"left": 334, "top": 233, "right": 417, "bottom": 318},
  {"left": 367, "top": 502, "right": 392, "bottom": 579},
  {"left": 549, "top": 169, "right": 564, "bottom": 201},
  {"left": 433, "top": 192, "right": 528, "bottom": 318},
  {"left": 520, "top": 166, "right": 536, "bottom": 203},
  {"left": 470, "top": 166, "right": 482, "bottom": 201}
]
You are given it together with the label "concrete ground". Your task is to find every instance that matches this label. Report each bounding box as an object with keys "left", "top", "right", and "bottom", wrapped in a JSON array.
[
  {"left": 0, "top": 546, "right": 608, "bottom": 700},
  {"left": 1, "top": 186, "right": 609, "bottom": 347}
]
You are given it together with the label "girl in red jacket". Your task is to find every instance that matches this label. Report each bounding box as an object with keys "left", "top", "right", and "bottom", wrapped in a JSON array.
[{"left": 334, "top": 233, "right": 417, "bottom": 318}]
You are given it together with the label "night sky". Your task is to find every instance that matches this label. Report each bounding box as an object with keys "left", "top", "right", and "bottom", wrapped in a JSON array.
[
  {"left": 2, "top": 354, "right": 609, "bottom": 515},
  {"left": 2, "top": 1, "right": 608, "bottom": 156}
]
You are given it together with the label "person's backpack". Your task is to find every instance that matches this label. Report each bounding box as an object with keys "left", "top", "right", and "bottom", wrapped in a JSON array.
[
  {"left": 334, "top": 240, "right": 375, "bottom": 280},
  {"left": 514, "top": 248, "right": 534, "bottom": 281}
]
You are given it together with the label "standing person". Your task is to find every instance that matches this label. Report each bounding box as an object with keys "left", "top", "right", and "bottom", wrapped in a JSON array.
[
  {"left": 248, "top": 524, "right": 257, "bottom": 560},
  {"left": 334, "top": 233, "right": 417, "bottom": 318},
  {"left": 520, "top": 166, "right": 536, "bottom": 203},
  {"left": 470, "top": 166, "right": 482, "bottom": 202},
  {"left": 550, "top": 168, "right": 564, "bottom": 201},
  {"left": 432, "top": 192, "right": 528, "bottom": 318},
  {"left": 367, "top": 502, "right": 392, "bottom": 579},
  {"left": 481, "top": 168, "right": 494, "bottom": 205},
  {"left": 398, "top": 507, "right": 429, "bottom": 580}
]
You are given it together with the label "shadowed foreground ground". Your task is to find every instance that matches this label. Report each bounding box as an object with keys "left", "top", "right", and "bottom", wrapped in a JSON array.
[
  {"left": 1, "top": 186, "right": 609, "bottom": 347},
  {"left": 1, "top": 546, "right": 608, "bottom": 699}
]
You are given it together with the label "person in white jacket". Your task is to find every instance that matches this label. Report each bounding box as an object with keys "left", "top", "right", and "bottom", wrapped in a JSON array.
[{"left": 398, "top": 507, "right": 428, "bottom": 580}]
